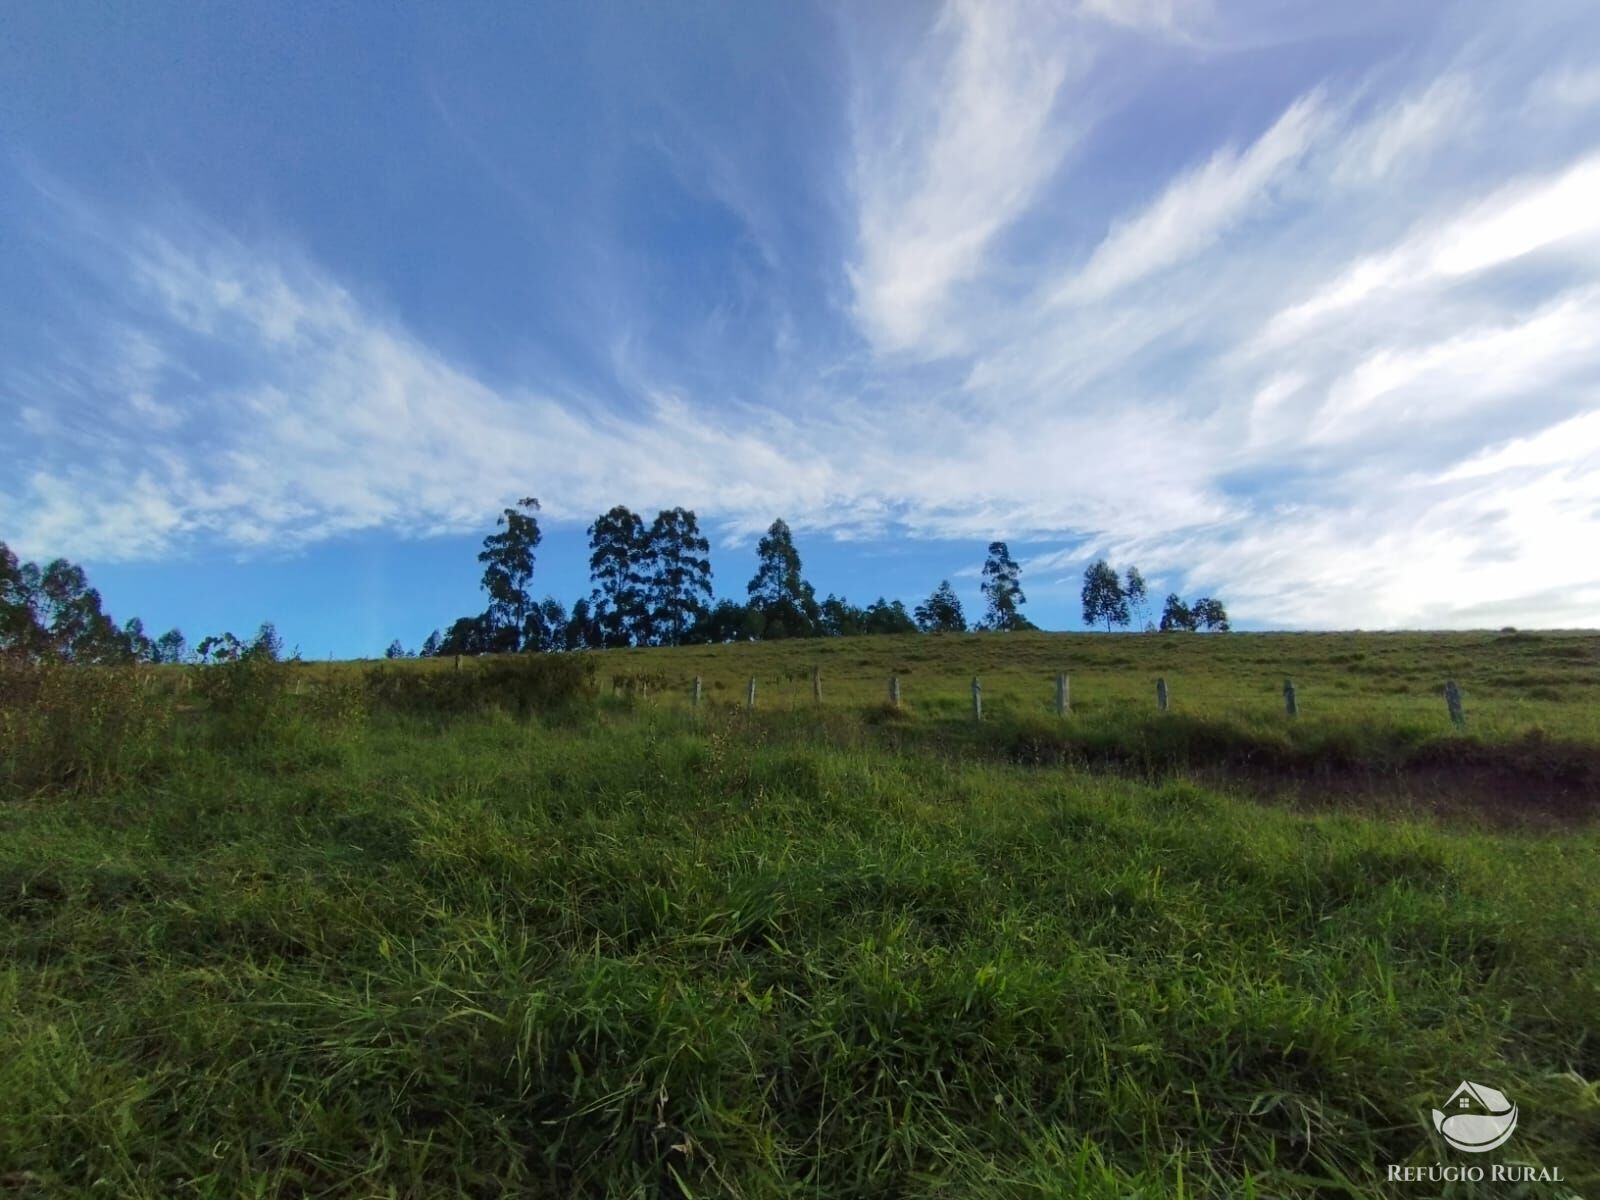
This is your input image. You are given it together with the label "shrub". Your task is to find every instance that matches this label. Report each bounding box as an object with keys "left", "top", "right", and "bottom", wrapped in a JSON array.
[
  {"left": 363, "top": 655, "right": 598, "bottom": 719},
  {"left": 191, "top": 655, "right": 296, "bottom": 749},
  {"left": 0, "top": 659, "right": 173, "bottom": 796},
  {"left": 300, "top": 676, "right": 369, "bottom": 730}
]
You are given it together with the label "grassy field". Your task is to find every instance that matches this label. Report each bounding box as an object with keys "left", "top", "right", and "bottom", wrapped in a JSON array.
[{"left": 2, "top": 631, "right": 1598, "bottom": 1197}]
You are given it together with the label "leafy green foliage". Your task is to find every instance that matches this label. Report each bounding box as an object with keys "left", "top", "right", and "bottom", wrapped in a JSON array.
[
  {"left": 1163, "top": 593, "right": 1230, "bottom": 632},
  {"left": 1081, "top": 559, "right": 1130, "bottom": 632},
  {"left": 589, "top": 505, "right": 651, "bottom": 647},
  {"left": 981, "top": 541, "right": 1030, "bottom": 631},
  {"left": 0, "top": 659, "right": 173, "bottom": 794},
  {"left": 1125, "top": 566, "right": 1150, "bottom": 630},
  {"left": 477, "top": 497, "right": 543, "bottom": 646},
  {"left": 1161, "top": 592, "right": 1196, "bottom": 631},
  {"left": 646, "top": 507, "right": 713, "bottom": 646},
  {"left": 361, "top": 654, "right": 598, "bottom": 717},
  {"left": 747, "top": 518, "right": 819, "bottom": 638},
  {"left": 915, "top": 580, "right": 968, "bottom": 633},
  {"left": 1, "top": 542, "right": 173, "bottom": 664}
]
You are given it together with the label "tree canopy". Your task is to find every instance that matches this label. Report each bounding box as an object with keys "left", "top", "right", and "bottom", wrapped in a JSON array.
[
  {"left": 980, "top": 543, "right": 1029, "bottom": 631},
  {"left": 915, "top": 581, "right": 968, "bottom": 633},
  {"left": 747, "top": 519, "right": 819, "bottom": 639},
  {"left": 1081, "top": 559, "right": 1129, "bottom": 632}
]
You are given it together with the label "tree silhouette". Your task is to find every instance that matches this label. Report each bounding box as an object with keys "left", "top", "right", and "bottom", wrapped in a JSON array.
[
  {"left": 980, "top": 543, "right": 1029, "bottom": 631},
  {"left": 747, "top": 519, "right": 818, "bottom": 639},
  {"left": 478, "top": 497, "right": 542, "bottom": 648},
  {"left": 915, "top": 581, "right": 968, "bottom": 633},
  {"left": 646, "top": 508, "right": 713, "bottom": 646},
  {"left": 1081, "top": 560, "right": 1129, "bottom": 632},
  {"left": 588, "top": 506, "right": 650, "bottom": 647}
]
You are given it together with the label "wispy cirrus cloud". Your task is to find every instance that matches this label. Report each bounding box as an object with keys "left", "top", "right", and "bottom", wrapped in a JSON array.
[
  {"left": 1055, "top": 91, "right": 1329, "bottom": 305},
  {"left": 845, "top": 0, "right": 1079, "bottom": 356},
  {"left": 4, "top": 0, "right": 1600, "bottom": 630}
]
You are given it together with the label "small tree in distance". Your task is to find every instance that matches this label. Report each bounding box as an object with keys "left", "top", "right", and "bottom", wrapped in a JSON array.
[
  {"left": 1192, "top": 597, "right": 1231, "bottom": 631},
  {"left": 1081, "top": 560, "right": 1129, "bottom": 631},
  {"left": 1125, "top": 567, "right": 1150, "bottom": 631},
  {"left": 478, "top": 497, "right": 543, "bottom": 648},
  {"left": 980, "top": 543, "right": 1030, "bottom": 631},
  {"left": 1160, "top": 593, "right": 1195, "bottom": 631},
  {"left": 1160, "top": 594, "right": 1231, "bottom": 631},
  {"left": 588, "top": 506, "right": 650, "bottom": 648},
  {"left": 747, "top": 519, "right": 819, "bottom": 639},
  {"left": 647, "top": 507, "right": 713, "bottom": 646},
  {"left": 915, "top": 581, "right": 967, "bottom": 633}
]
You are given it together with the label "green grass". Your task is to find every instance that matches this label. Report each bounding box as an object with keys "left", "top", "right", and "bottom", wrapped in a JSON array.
[{"left": 2, "top": 633, "right": 1598, "bottom": 1197}]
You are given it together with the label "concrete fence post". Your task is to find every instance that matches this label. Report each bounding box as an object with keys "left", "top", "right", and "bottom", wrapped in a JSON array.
[
  {"left": 1444, "top": 680, "right": 1465, "bottom": 729},
  {"left": 889, "top": 676, "right": 901, "bottom": 708},
  {"left": 1055, "top": 672, "right": 1069, "bottom": 716},
  {"left": 747, "top": 677, "right": 757, "bottom": 710},
  {"left": 1156, "top": 677, "right": 1169, "bottom": 713},
  {"left": 692, "top": 676, "right": 702, "bottom": 707},
  {"left": 1283, "top": 678, "right": 1297, "bottom": 717},
  {"left": 812, "top": 665, "right": 821, "bottom": 703},
  {"left": 971, "top": 676, "right": 983, "bottom": 723}
]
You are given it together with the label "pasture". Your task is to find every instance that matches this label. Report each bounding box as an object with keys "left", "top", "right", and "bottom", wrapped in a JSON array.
[{"left": 1, "top": 631, "right": 1597, "bottom": 1197}]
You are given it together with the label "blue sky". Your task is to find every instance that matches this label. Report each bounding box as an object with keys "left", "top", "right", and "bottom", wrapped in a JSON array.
[{"left": 4, "top": 0, "right": 1600, "bottom": 655}]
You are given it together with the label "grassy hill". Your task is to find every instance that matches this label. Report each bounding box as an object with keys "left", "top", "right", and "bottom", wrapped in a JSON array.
[{"left": 2, "top": 631, "right": 1597, "bottom": 1197}]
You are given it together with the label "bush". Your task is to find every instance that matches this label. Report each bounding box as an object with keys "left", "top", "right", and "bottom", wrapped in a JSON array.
[
  {"left": 300, "top": 676, "right": 369, "bottom": 730},
  {"left": 0, "top": 659, "right": 173, "bottom": 796},
  {"left": 191, "top": 655, "right": 296, "bottom": 749},
  {"left": 363, "top": 655, "right": 599, "bottom": 719}
]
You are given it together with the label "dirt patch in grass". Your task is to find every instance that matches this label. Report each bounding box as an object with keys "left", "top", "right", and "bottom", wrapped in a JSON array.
[
  {"left": 1205, "top": 753, "right": 1600, "bottom": 830},
  {"left": 969, "top": 719, "right": 1600, "bottom": 829}
]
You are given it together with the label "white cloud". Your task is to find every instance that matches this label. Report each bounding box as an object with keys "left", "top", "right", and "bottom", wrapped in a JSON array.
[
  {"left": 1076, "top": 0, "right": 1206, "bottom": 40},
  {"left": 6, "top": 2, "right": 1600, "bottom": 631},
  {"left": 1438, "top": 408, "right": 1600, "bottom": 481},
  {"left": 1056, "top": 91, "right": 1328, "bottom": 305},
  {"left": 1308, "top": 288, "right": 1600, "bottom": 444},
  {"left": 1260, "top": 152, "right": 1600, "bottom": 344},
  {"left": 1531, "top": 64, "right": 1600, "bottom": 110},
  {"left": 847, "top": 0, "right": 1077, "bottom": 355},
  {"left": 1330, "top": 75, "right": 1472, "bottom": 186}
]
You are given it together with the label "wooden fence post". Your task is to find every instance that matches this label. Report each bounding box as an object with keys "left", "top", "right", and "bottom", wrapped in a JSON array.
[
  {"left": 1156, "top": 677, "right": 1169, "bottom": 712},
  {"left": 1055, "top": 672, "right": 1069, "bottom": 716},
  {"left": 453, "top": 654, "right": 461, "bottom": 672},
  {"left": 692, "top": 676, "right": 702, "bottom": 707},
  {"left": 1283, "top": 678, "right": 1297, "bottom": 717},
  {"left": 971, "top": 676, "right": 983, "bottom": 723},
  {"left": 812, "top": 665, "right": 821, "bottom": 703},
  {"left": 889, "top": 676, "right": 900, "bottom": 708},
  {"left": 747, "top": 677, "right": 757, "bottom": 710},
  {"left": 1444, "top": 680, "right": 1465, "bottom": 728}
]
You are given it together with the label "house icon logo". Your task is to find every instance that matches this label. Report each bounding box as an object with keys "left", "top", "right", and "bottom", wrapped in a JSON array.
[{"left": 1432, "top": 1081, "right": 1517, "bottom": 1152}]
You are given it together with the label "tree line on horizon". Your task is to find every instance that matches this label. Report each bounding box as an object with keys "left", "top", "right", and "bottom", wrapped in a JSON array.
[
  {"left": 396, "top": 501, "right": 1038, "bottom": 658},
  {"left": 393, "top": 503, "right": 1228, "bottom": 658},
  {"left": 0, "top": 540, "right": 291, "bottom": 667},
  {"left": 1080, "top": 560, "right": 1229, "bottom": 634},
  {"left": 0, "top": 522, "right": 1228, "bottom": 667}
]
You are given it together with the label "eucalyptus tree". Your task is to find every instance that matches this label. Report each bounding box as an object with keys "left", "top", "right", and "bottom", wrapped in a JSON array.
[
  {"left": 588, "top": 505, "right": 650, "bottom": 647},
  {"left": 646, "top": 507, "right": 713, "bottom": 646},
  {"left": 915, "top": 581, "right": 968, "bottom": 633},
  {"left": 478, "top": 497, "right": 543, "bottom": 648},
  {"left": 981, "top": 542, "right": 1030, "bottom": 631},
  {"left": 747, "top": 518, "right": 818, "bottom": 639}
]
